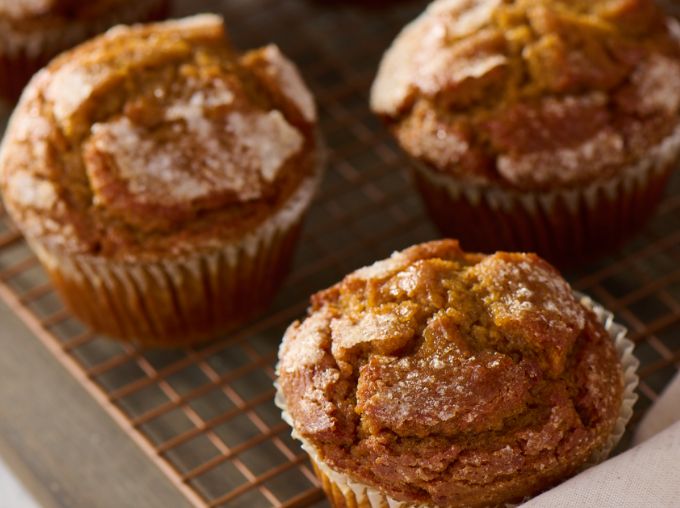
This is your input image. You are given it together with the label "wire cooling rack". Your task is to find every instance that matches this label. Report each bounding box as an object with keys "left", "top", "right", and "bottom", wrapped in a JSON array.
[{"left": 1, "top": 1, "right": 679, "bottom": 506}]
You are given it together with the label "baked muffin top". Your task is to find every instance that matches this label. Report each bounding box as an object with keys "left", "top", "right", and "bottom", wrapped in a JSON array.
[
  {"left": 371, "top": 0, "right": 680, "bottom": 191},
  {"left": 0, "top": 14, "right": 318, "bottom": 260},
  {"left": 278, "top": 240, "right": 624, "bottom": 507}
]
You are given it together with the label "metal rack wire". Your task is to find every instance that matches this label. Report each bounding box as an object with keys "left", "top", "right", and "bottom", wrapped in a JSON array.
[{"left": 0, "top": 1, "right": 679, "bottom": 506}]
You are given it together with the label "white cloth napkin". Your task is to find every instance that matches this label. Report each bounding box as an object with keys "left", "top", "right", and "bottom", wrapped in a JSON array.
[
  {"left": 634, "top": 374, "right": 680, "bottom": 444},
  {"left": 523, "top": 373, "right": 680, "bottom": 507}
]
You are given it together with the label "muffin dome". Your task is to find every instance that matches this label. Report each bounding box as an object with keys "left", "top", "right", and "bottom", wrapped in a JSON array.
[
  {"left": 0, "top": 14, "right": 318, "bottom": 260},
  {"left": 278, "top": 240, "right": 625, "bottom": 507},
  {"left": 371, "top": 0, "right": 680, "bottom": 191}
]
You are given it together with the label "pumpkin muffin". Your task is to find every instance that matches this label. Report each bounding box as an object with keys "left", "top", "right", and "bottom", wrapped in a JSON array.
[
  {"left": 0, "top": 14, "right": 322, "bottom": 346},
  {"left": 371, "top": 0, "right": 680, "bottom": 265},
  {"left": 0, "top": 0, "right": 169, "bottom": 101},
  {"left": 276, "top": 240, "right": 638, "bottom": 507}
]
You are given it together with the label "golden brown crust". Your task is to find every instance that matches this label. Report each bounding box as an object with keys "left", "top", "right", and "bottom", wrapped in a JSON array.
[
  {"left": 0, "top": 14, "right": 318, "bottom": 259},
  {"left": 371, "top": 0, "right": 680, "bottom": 191},
  {"left": 278, "top": 240, "right": 624, "bottom": 507}
]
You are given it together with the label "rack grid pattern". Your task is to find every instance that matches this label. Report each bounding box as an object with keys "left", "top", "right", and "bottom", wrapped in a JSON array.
[{"left": 1, "top": 1, "right": 679, "bottom": 506}]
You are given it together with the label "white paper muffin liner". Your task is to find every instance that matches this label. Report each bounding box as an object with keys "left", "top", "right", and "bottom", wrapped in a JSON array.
[
  {"left": 28, "top": 152, "right": 324, "bottom": 346},
  {"left": 411, "top": 122, "right": 680, "bottom": 263},
  {"left": 275, "top": 294, "right": 639, "bottom": 508},
  {"left": 577, "top": 294, "right": 639, "bottom": 465}
]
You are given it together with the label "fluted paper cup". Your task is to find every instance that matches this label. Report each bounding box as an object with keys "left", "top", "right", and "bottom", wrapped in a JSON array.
[
  {"left": 412, "top": 124, "right": 680, "bottom": 267},
  {"left": 29, "top": 162, "right": 323, "bottom": 347}
]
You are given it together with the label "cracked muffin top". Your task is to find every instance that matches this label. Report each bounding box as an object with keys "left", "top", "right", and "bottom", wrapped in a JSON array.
[
  {"left": 371, "top": 0, "right": 680, "bottom": 191},
  {"left": 277, "top": 240, "right": 624, "bottom": 507},
  {"left": 0, "top": 14, "right": 318, "bottom": 260}
]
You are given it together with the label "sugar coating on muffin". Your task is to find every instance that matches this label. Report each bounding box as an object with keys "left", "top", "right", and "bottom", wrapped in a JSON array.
[
  {"left": 278, "top": 240, "right": 624, "bottom": 507},
  {"left": 0, "top": 14, "right": 318, "bottom": 259},
  {"left": 371, "top": 0, "right": 680, "bottom": 190}
]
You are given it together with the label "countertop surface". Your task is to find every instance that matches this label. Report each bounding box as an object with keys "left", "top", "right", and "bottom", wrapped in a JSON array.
[{"left": 0, "top": 297, "right": 192, "bottom": 508}]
